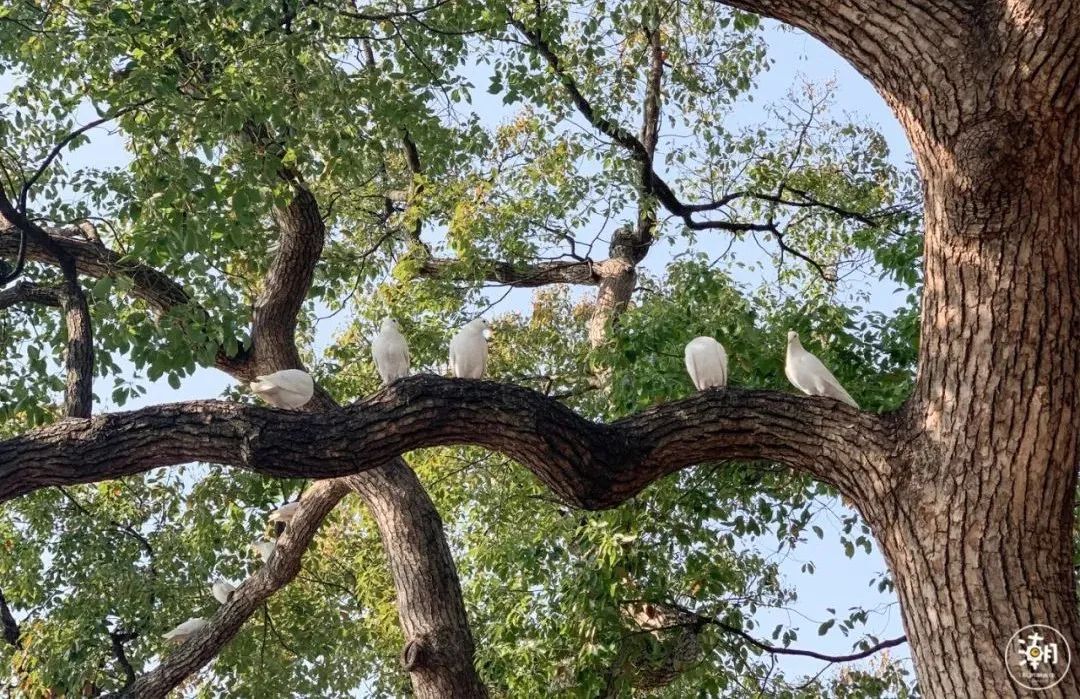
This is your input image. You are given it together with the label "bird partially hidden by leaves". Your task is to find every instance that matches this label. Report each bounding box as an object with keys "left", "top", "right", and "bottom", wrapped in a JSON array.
[
  {"left": 211, "top": 580, "right": 236, "bottom": 605},
  {"left": 784, "top": 330, "right": 858, "bottom": 408},
  {"left": 249, "top": 369, "right": 314, "bottom": 409},
  {"left": 162, "top": 617, "right": 208, "bottom": 644},
  {"left": 251, "top": 538, "right": 277, "bottom": 564},
  {"left": 449, "top": 318, "right": 490, "bottom": 379},
  {"left": 684, "top": 336, "right": 728, "bottom": 390},
  {"left": 372, "top": 317, "right": 410, "bottom": 385}
]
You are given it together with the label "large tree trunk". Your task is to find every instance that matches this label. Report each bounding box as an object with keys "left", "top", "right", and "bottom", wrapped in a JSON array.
[
  {"left": 877, "top": 115, "right": 1080, "bottom": 696},
  {"left": 347, "top": 461, "right": 488, "bottom": 698},
  {"left": 718, "top": 1, "right": 1080, "bottom": 695}
]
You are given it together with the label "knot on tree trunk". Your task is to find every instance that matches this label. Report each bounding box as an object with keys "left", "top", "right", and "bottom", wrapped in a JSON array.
[
  {"left": 934, "top": 112, "right": 1039, "bottom": 237},
  {"left": 400, "top": 636, "right": 430, "bottom": 671}
]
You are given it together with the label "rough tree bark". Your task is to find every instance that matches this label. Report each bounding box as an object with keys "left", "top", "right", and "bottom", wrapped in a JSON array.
[
  {"left": 347, "top": 464, "right": 487, "bottom": 698},
  {"left": 3, "top": 1, "right": 1078, "bottom": 696},
  {"left": 0, "top": 187, "right": 485, "bottom": 694},
  {"left": 713, "top": 1, "right": 1080, "bottom": 696}
]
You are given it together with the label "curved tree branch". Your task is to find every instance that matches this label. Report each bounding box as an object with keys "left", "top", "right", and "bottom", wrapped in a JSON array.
[
  {"left": 250, "top": 185, "right": 326, "bottom": 370},
  {"left": 0, "top": 279, "right": 63, "bottom": 309},
  {"left": 0, "top": 223, "right": 191, "bottom": 314},
  {"left": 709, "top": 1, "right": 968, "bottom": 111},
  {"left": 0, "top": 375, "right": 893, "bottom": 509},
  {"left": 707, "top": 617, "right": 908, "bottom": 663}
]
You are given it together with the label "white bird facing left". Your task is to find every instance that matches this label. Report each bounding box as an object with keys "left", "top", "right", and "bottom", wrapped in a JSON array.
[
  {"left": 372, "top": 318, "right": 410, "bottom": 385},
  {"left": 448, "top": 318, "right": 490, "bottom": 379},
  {"left": 684, "top": 336, "right": 728, "bottom": 390},
  {"left": 267, "top": 501, "right": 301, "bottom": 525},
  {"left": 784, "top": 331, "right": 858, "bottom": 408},
  {"left": 162, "top": 617, "right": 208, "bottom": 644},
  {"left": 211, "top": 580, "right": 236, "bottom": 605},
  {"left": 249, "top": 369, "right": 314, "bottom": 409}
]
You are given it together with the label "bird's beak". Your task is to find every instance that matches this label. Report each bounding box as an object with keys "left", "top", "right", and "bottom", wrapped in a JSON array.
[{"left": 483, "top": 328, "right": 494, "bottom": 340}]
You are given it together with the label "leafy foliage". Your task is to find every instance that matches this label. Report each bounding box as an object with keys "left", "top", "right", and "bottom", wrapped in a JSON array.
[{"left": 1, "top": 0, "right": 920, "bottom": 696}]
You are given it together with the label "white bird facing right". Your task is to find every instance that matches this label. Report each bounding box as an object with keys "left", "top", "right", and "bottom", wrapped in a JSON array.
[
  {"left": 448, "top": 318, "right": 490, "bottom": 379},
  {"left": 267, "top": 501, "right": 301, "bottom": 525},
  {"left": 162, "top": 617, "right": 208, "bottom": 644},
  {"left": 249, "top": 369, "right": 314, "bottom": 409},
  {"left": 372, "top": 318, "right": 410, "bottom": 385},
  {"left": 211, "top": 579, "right": 236, "bottom": 605},
  {"left": 684, "top": 336, "right": 728, "bottom": 390},
  {"left": 784, "top": 331, "right": 858, "bottom": 408},
  {"left": 251, "top": 539, "right": 277, "bottom": 563}
]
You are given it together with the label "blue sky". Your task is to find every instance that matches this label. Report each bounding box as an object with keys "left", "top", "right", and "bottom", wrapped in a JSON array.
[{"left": 2, "top": 15, "right": 914, "bottom": 690}]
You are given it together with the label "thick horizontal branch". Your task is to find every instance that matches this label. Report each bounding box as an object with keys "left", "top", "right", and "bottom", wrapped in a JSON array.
[
  {"left": 0, "top": 280, "right": 63, "bottom": 309},
  {"left": 0, "top": 375, "right": 892, "bottom": 509},
  {"left": 0, "top": 224, "right": 190, "bottom": 313},
  {"left": 418, "top": 257, "right": 599, "bottom": 287}
]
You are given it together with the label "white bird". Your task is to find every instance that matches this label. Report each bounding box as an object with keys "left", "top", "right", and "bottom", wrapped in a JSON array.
[
  {"left": 784, "top": 331, "right": 858, "bottom": 408},
  {"left": 162, "top": 617, "right": 208, "bottom": 644},
  {"left": 251, "top": 538, "right": 277, "bottom": 563},
  {"left": 448, "top": 318, "right": 490, "bottom": 379},
  {"left": 267, "top": 501, "right": 301, "bottom": 525},
  {"left": 684, "top": 336, "right": 728, "bottom": 390},
  {"left": 210, "top": 580, "right": 236, "bottom": 605},
  {"left": 249, "top": 369, "right": 314, "bottom": 409},
  {"left": 372, "top": 318, "right": 410, "bottom": 385}
]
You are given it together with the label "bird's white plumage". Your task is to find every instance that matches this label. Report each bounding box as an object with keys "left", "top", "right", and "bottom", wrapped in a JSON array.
[
  {"left": 372, "top": 318, "right": 410, "bottom": 385},
  {"left": 684, "top": 336, "right": 728, "bottom": 390},
  {"left": 249, "top": 369, "right": 314, "bottom": 409},
  {"left": 162, "top": 617, "right": 208, "bottom": 643},
  {"left": 267, "top": 501, "right": 301, "bottom": 524},
  {"left": 448, "top": 318, "right": 489, "bottom": 379},
  {"left": 251, "top": 539, "right": 277, "bottom": 563},
  {"left": 784, "top": 331, "right": 858, "bottom": 408},
  {"left": 211, "top": 580, "right": 236, "bottom": 605}
]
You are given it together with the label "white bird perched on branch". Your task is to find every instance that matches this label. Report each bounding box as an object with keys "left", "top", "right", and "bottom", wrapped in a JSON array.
[
  {"left": 249, "top": 369, "right": 314, "bottom": 409},
  {"left": 372, "top": 318, "right": 410, "bottom": 385},
  {"left": 162, "top": 617, "right": 208, "bottom": 644},
  {"left": 268, "top": 501, "right": 300, "bottom": 526},
  {"left": 784, "top": 330, "right": 858, "bottom": 408},
  {"left": 210, "top": 579, "right": 235, "bottom": 605},
  {"left": 449, "top": 318, "right": 490, "bottom": 379},
  {"left": 684, "top": 336, "right": 728, "bottom": 390},
  {"left": 251, "top": 538, "right": 277, "bottom": 563}
]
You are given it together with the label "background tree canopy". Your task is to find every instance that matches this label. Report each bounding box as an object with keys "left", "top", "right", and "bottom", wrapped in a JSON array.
[{"left": 0, "top": 0, "right": 927, "bottom": 696}]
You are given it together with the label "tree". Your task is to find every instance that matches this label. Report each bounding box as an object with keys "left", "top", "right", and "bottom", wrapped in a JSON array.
[{"left": 0, "top": 0, "right": 1073, "bottom": 698}]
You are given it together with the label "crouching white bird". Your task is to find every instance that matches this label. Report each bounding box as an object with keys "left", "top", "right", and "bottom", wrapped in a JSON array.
[
  {"left": 372, "top": 318, "right": 410, "bottom": 385},
  {"left": 249, "top": 369, "right": 314, "bottom": 409},
  {"left": 448, "top": 318, "right": 490, "bottom": 379},
  {"left": 251, "top": 538, "right": 277, "bottom": 563},
  {"left": 268, "top": 501, "right": 301, "bottom": 526},
  {"left": 684, "top": 336, "right": 728, "bottom": 390},
  {"left": 211, "top": 579, "right": 236, "bottom": 605},
  {"left": 784, "top": 331, "right": 858, "bottom": 408},
  {"left": 162, "top": 617, "right": 208, "bottom": 644}
]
